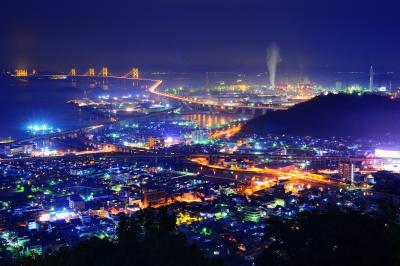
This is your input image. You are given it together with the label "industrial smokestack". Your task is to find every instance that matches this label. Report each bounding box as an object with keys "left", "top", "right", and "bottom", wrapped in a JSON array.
[{"left": 266, "top": 43, "right": 281, "bottom": 89}]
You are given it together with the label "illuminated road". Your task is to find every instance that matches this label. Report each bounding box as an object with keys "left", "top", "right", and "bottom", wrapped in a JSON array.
[
  {"left": 11, "top": 76, "right": 163, "bottom": 147},
  {"left": 148, "top": 79, "right": 286, "bottom": 111},
  {"left": 190, "top": 157, "right": 342, "bottom": 195},
  {"left": 191, "top": 157, "right": 332, "bottom": 182},
  {"left": 209, "top": 124, "right": 242, "bottom": 139},
  {"left": 4, "top": 150, "right": 399, "bottom": 164},
  {"left": 25, "top": 69, "right": 281, "bottom": 112}
]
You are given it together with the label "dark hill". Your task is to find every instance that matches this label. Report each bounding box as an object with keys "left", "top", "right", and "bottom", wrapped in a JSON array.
[{"left": 242, "top": 93, "right": 400, "bottom": 138}]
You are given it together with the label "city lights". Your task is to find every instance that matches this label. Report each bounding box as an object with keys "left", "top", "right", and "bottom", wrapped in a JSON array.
[
  {"left": 27, "top": 123, "right": 61, "bottom": 135},
  {"left": 2, "top": 2, "right": 400, "bottom": 263}
]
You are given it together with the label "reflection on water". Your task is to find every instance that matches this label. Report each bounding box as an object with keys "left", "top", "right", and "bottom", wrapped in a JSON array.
[
  {"left": 181, "top": 113, "right": 247, "bottom": 129},
  {"left": 0, "top": 78, "right": 143, "bottom": 139}
]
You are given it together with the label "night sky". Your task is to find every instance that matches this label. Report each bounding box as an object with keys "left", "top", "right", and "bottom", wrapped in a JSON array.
[{"left": 1, "top": 0, "right": 400, "bottom": 72}]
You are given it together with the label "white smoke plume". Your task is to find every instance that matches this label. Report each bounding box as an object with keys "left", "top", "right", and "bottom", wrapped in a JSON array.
[{"left": 266, "top": 43, "right": 281, "bottom": 89}]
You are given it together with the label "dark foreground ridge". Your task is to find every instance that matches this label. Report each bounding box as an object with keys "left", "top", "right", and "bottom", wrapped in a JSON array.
[
  {"left": 9, "top": 206, "right": 400, "bottom": 266},
  {"left": 9, "top": 207, "right": 220, "bottom": 266},
  {"left": 256, "top": 207, "right": 400, "bottom": 266},
  {"left": 242, "top": 93, "right": 400, "bottom": 138}
]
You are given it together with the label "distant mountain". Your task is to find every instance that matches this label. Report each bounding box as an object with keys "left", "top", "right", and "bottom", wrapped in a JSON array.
[{"left": 242, "top": 93, "right": 400, "bottom": 138}]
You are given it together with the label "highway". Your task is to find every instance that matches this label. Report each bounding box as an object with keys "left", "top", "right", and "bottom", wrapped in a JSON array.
[
  {"left": 147, "top": 78, "right": 286, "bottom": 111},
  {"left": 21, "top": 69, "right": 283, "bottom": 113},
  {"left": 2, "top": 150, "right": 397, "bottom": 163},
  {"left": 11, "top": 77, "right": 164, "bottom": 146},
  {"left": 190, "top": 156, "right": 339, "bottom": 195}
]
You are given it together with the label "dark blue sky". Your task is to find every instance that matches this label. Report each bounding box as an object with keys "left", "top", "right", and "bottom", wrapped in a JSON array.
[{"left": 1, "top": 0, "right": 399, "bottom": 72}]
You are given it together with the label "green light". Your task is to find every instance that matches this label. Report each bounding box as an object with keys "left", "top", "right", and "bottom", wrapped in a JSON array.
[
  {"left": 43, "top": 189, "right": 53, "bottom": 195},
  {"left": 244, "top": 213, "right": 261, "bottom": 223},
  {"left": 97, "top": 233, "right": 108, "bottom": 239},
  {"left": 13, "top": 184, "right": 25, "bottom": 193},
  {"left": 111, "top": 184, "right": 122, "bottom": 192},
  {"left": 31, "top": 186, "right": 40, "bottom": 193},
  {"left": 268, "top": 199, "right": 285, "bottom": 208},
  {"left": 0, "top": 201, "right": 10, "bottom": 208},
  {"left": 200, "top": 227, "right": 212, "bottom": 236},
  {"left": 223, "top": 188, "right": 237, "bottom": 196},
  {"left": 214, "top": 211, "right": 228, "bottom": 220},
  {"left": 275, "top": 199, "right": 285, "bottom": 207}
]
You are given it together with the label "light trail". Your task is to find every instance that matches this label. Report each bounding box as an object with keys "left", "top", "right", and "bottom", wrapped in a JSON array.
[
  {"left": 36, "top": 71, "right": 280, "bottom": 111},
  {"left": 71, "top": 149, "right": 115, "bottom": 156},
  {"left": 148, "top": 80, "right": 286, "bottom": 110},
  {"left": 190, "top": 157, "right": 341, "bottom": 195},
  {"left": 209, "top": 124, "right": 242, "bottom": 139}
]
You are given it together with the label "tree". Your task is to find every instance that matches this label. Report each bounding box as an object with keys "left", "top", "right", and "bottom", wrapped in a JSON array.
[
  {"left": 12, "top": 208, "right": 220, "bottom": 266},
  {"left": 257, "top": 210, "right": 400, "bottom": 266}
]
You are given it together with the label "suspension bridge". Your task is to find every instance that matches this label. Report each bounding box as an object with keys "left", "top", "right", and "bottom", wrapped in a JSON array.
[{"left": 14, "top": 67, "right": 287, "bottom": 114}]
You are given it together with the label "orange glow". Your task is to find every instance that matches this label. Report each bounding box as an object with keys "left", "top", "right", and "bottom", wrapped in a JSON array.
[
  {"left": 109, "top": 207, "right": 128, "bottom": 215},
  {"left": 132, "top": 68, "right": 139, "bottom": 79},
  {"left": 175, "top": 192, "right": 203, "bottom": 203},
  {"left": 90, "top": 209, "right": 108, "bottom": 218},
  {"left": 89, "top": 68, "right": 95, "bottom": 77},
  {"left": 15, "top": 69, "right": 28, "bottom": 77},
  {"left": 209, "top": 124, "right": 242, "bottom": 139},
  {"left": 191, "top": 157, "right": 341, "bottom": 196},
  {"left": 102, "top": 67, "right": 108, "bottom": 77},
  {"left": 148, "top": 80, "right": 286, "bottom": 110}
]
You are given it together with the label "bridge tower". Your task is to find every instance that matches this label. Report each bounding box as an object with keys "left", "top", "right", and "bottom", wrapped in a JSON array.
[
  {"left": 102, "top": 67, "right": 108, "bottom": 77},
  {"left": 71, "top": 68, "right": 77, "bottom": 76},
  {"left": 89, "top": 68, "right": 95, "bottom": 77},
  {"left": 69, "top": 68, "right": 77, "bottom": 86},
  {"left": 132, "top": 68, "right": 139, "bottom": 79},
  {"left": 101, "top": 67, "right": 109, "bottom": 88}
]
